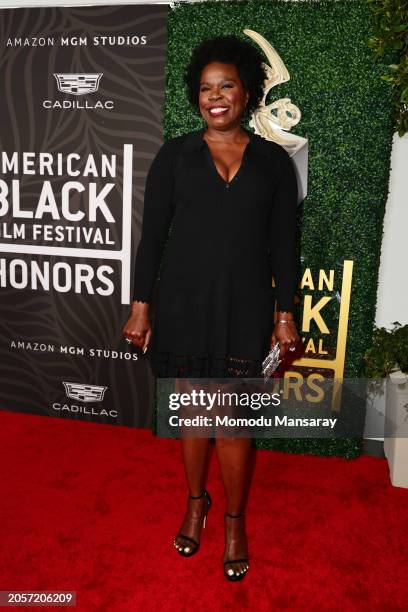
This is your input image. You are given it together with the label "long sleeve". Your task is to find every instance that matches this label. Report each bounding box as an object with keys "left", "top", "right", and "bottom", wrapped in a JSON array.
[
  {"left": 270, "top": 147, "right": 299, "bottom": 313},
  {"left": 132, "top": 141, "right": 175, "bottom": 302}
]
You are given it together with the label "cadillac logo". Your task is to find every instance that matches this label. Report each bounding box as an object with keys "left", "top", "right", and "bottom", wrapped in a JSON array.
[
  {"left": 63, "top": 382, "right": 107, "bottom": 402},
  {"left": 54, "top": 73, "right": 103, "bottom": 95}
]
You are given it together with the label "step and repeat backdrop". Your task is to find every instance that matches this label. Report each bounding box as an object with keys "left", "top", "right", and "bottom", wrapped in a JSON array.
[
  {"left": 0, "top": 1, "right": 396, "bottom": 458},
  {"left": 0, "top": 4, "right": 168, "bottom": 426}
]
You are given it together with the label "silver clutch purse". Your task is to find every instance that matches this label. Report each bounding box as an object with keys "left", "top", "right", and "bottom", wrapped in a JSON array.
[{"left": 261, "top": 342, "right": 281, "bottom": 380}]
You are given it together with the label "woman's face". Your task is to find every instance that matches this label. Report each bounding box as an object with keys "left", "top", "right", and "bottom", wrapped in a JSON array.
[{"left": 198, "top": 61, "right": 249, "bottom": 130}]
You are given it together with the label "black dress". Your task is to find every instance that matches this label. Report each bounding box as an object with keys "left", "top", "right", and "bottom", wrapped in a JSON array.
[{"left": 132, "top": 127, "right": 298, "bottom": 378}]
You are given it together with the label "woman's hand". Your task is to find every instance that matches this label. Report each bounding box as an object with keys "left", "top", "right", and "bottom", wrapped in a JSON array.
[
  {"left": 122, "top": 301, "right": 152, "bottom": 353},
  {"left": 270, "top": 312, "right": 300, "bottom": 359}
]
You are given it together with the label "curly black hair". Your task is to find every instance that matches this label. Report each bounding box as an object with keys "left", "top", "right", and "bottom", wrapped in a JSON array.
[{"left": 183, "top": 35, "right": 267, "bottom": 122}]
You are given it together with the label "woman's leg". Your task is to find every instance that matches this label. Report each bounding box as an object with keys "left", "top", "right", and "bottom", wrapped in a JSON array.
[
  {"left": 215, "top": 372, "right": 255, "bottom": 573},
  {"left": 174, "top": 378, "right": 212, "bottom": 553},
  {"left": 174, "top": 438, "right": 212, "bottom": 552},
  {"left": 215, "top": 436, "right": 254, "bottom": 575},
  {"left": 212, "top": 376, "right": 255, "bottom": 574}
]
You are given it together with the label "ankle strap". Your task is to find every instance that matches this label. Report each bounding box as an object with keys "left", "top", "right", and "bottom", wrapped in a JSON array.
[
  {"left": 189, "top": 490, "right": 207, "bottom": 500},
  {"left": 225, "top": 511, "right": 245, "bottom": 519}
]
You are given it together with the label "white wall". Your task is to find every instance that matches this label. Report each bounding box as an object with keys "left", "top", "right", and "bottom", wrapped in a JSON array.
[{"left": 375, "top": 133, "right": 408, "bottom": 328}]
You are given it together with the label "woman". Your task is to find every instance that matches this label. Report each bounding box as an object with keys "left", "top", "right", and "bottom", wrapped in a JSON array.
[{"left": 123, "top": 35, "right": 300, "bottom": 581}]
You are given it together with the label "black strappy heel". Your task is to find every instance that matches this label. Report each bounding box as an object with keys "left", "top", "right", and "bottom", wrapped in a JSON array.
[
  {"left": 223, "top": 512, "right": 249, "bottom": 581},
  {"left": 173, "top": 490, "right": 212, "bottom": 557}
]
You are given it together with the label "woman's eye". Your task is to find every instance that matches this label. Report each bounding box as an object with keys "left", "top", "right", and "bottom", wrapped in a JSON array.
[{"left": 199, "top": 83, "right": 234, "bottom": 92}]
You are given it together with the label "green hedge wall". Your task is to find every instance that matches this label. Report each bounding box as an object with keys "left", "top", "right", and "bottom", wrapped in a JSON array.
[{"left": 163, "top": 0, "right": 396, "bottom": 458}]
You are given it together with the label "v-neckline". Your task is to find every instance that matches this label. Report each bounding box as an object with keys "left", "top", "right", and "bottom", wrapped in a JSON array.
[{"left": 202, "top": 129, "right": 251, "bottom": 186}]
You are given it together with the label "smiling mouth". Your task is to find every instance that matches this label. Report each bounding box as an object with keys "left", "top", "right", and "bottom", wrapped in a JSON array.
[{"left": 208, "top": 106, "right": 229, "bottom": 116}]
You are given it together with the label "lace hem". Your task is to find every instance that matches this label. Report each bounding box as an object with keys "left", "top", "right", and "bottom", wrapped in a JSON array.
[{"left": 150, "top": 351, "right": 263, "bottom": 378}]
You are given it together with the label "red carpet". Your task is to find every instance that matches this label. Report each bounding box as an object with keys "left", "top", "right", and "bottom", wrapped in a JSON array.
[{"left": 0, "top": 409, "right": 407, "bottom": 611}]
